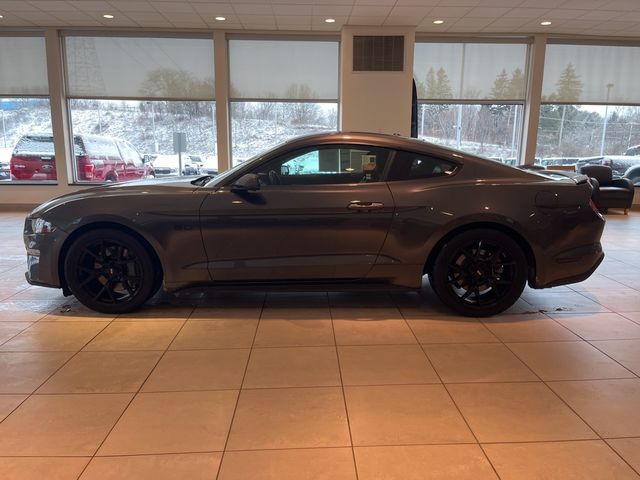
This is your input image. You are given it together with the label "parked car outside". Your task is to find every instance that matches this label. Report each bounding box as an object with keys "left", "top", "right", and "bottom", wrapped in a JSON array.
[
  {"left": 151, "top": 154, "right": 180, "bottom": 177},
  {"left": 623, "top": 164, "right": 640, "bottom": 186},
  {"left": 624, "top": 145, "right": 640, "bottom": 156},
  {"left": 576, "top": 155, "right": 640, "bottom": 177},
  {"left": 200, "top": 155, "right": 218, "bottom": 176},
  {"left": 9, "top": 134, "right": 151, "bottom": 182},
  {"left": 23, "top": 132, "right": 605, "bottom": 317},
  {"left": 151, "top": 154, "right": 201, "bottom": 176}
]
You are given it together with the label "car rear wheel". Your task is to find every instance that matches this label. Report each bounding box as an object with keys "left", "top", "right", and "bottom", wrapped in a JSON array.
[
  {"left": 64, "top": 229, "right": 156, "bottom": 314},
  {"left": 430, "top": 229, "right": 527, "bottom": 317}
]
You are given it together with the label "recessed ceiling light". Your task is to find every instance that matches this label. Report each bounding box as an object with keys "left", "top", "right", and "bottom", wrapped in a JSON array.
[
  {"left": 325, "top": 18, "right": 336, "bottom": 23},
  {"left": 103, "top": 14, "right": 114, "bottom": 19},
  {"left": 433, "top": 19, "right": 444, "bottom": 24},
  {"left": 0, "top": 15, "right": 4, "bottom": 19},
  {"left": 215, "top": 16, "right": 226, "bottom": 21},
  {"left": 540, "top": 21, "right": 552, "bottom": 26}
]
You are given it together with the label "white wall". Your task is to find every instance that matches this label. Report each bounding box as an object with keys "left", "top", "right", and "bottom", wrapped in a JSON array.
[{"left": 340, "top": 26, "right": 415, "bottom": 136}]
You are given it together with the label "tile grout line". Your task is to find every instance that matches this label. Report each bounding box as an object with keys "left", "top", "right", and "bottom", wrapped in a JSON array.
[
  {"left": 329, "top": 291, "right": 361, "bottom": 480},
  {"left": 0, "top": 314, "right": 116, "bottom": 432},
  {"left": 491, "top": 312, "right": 640, "bottom": 477},
  {"left": 397, "top": 293, "right": 505, "bottom": 480},
  {"left": 214, "top": 290, "right": 267, "bottom": 480},
  {"left": 73, "top": 305, "right": 195, "bottom": 480}
]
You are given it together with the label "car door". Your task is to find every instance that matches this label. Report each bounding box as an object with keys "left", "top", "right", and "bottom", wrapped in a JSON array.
[
  {"left": 118, "top": 140, "right": 146, "bottom": 180},
  {"left": 199, "top": 145, "right": 395, "bottom": 282}
]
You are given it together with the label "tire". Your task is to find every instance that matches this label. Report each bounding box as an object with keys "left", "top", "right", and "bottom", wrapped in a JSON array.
[
  {"left": 64, "top": 228, "right": 157, "bottom": 314},
  {"left": 430, "top": 229, "right": 527, "bottom": 317}
]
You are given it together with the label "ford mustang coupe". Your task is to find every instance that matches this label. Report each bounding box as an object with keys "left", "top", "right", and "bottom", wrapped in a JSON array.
[{"left": 24, "top": 133, "right": 605, "bottom": 317}]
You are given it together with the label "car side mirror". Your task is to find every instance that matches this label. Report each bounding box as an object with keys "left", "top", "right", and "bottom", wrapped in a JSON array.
[{"left": 230, "top": 173, "right": 260, "bottom": 192}]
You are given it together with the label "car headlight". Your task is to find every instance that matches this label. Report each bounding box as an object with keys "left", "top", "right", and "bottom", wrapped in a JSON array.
[{"left": 31, "top": 217, "right": 57, "bottom": 234}]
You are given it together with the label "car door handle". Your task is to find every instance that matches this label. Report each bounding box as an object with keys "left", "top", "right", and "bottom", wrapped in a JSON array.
[{"left": 348, "top": 201, "right": 384, "bottom": 210}]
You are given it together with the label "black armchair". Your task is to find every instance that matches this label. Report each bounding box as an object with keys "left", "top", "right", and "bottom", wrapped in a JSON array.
[{"left": 579, "top": 165, "right": 634, "bottom": 214}]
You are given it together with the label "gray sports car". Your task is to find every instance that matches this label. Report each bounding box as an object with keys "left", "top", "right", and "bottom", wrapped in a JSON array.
[{"left": 24, "top": 132, "right": 605, "bottom": 317}]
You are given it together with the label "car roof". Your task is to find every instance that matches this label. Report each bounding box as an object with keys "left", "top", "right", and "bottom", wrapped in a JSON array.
[{"left": 278, "top": 131, "right": 472, "bottom": 163}]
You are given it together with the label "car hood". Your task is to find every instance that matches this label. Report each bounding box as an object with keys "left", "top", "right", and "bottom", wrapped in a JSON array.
[{"left": 30, "top": 177, "right": 201, "bottom": 217}]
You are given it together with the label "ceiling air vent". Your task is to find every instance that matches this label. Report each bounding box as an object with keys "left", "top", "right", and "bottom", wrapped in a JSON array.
[{"left": 353, "top": 35, "right": 404, "bottom": 72}]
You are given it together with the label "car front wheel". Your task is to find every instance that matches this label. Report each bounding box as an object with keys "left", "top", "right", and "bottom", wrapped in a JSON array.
[
  {"left": 430, "top": 229, "right": 527, "bottom": 317},
  {"left": 64, "top": 229, "right": 156, "bottom": 314}
]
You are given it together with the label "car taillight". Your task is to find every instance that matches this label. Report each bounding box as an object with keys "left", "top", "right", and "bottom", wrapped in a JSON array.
[{"left": 78, "top": 156, "right": 93, "bottom": 179}]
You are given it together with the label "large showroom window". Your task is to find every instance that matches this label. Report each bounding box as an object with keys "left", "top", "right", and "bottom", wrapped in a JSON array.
[
  {"left": 229, "top": 38, "right": 339, "bottom": 165},
  {"left": 64, "top": 34, "right": 216, "bottom": 182},
  {"left": 0, "top": 35, "right": 54, "bottom": 183},
  {"left": 414, "top": 41, "right": 528, "bottom": 164},
  {"left": 536, "top": 43, "right": 640, "bottom": 168}
]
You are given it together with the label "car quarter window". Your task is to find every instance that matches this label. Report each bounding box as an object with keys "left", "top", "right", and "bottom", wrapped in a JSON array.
[
  {"left": 388, "top": 150, "right": 458, "bottom": 181},
  {"left": 249, "top": 145, "right": 391, "bottom": 186}
]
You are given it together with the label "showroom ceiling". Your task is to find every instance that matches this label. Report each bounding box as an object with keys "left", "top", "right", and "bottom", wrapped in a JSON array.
[{"left": 0, "top": 0, "right": 639, "bottom": 37}]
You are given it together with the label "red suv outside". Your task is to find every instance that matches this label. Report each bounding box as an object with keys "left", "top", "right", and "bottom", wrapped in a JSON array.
[{"left": 10, "top": 134, "right": 153, "bottom": 182}]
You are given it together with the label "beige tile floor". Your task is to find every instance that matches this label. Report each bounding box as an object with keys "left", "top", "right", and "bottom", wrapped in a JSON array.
[{"left": 0, "top": 210, "right": 639, "bottom": 479}]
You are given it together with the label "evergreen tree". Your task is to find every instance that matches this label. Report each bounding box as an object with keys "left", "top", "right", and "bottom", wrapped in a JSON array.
[
  {"left": 425, "top": 67, "right": 452, "bottom": 99},
  {"left": 507, "top": 68, "right": 525, "bottom": 99},
  {"left": 490, "top": 69, "right": 510, "bottom": 99},
  {"left": 555, "top": 63, "right": 583, "bottom": 102}
]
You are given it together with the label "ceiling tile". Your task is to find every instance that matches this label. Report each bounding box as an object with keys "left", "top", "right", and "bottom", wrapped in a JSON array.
[
  {"left": 233, "top": 4, "right": 274, "bottom": 15},
  {"left": 67, "top": 1, "right": 112, "bottom": 12},
  {"left": 547, "top": 9, "right": 586, "bottom": 19},
  {"left": 29, "top": 1, "right": 75, "bottom": 12},
  {"left": 272, "top": 4, "right": 312, "bottom": 15},
  {"left": 389, "top": 6, "right": 433, "bottom": 16},
  {"left": 519, "top": 0, "right": 563, "bottom": 7},
  {"left": 95, "top": 14, "right": 140, "bottom": 27},
  {"left": 502, "top": 8, "right": 549, "bottom": 18},
  {"left": 6, "top": 1, "right": 45, "bottom": 11},
  {"left": 384, "top": 16, "right": 422, "bottom": 25},
  {"left": 559, "top": 0, "right": 611, "bottom": 9},
  {"left": 239, "top": 14, "right": 276, "bottom": 25},
  {"left": 311, "top": 22, "right": 343, "bottom": 31},
  {"left": 347, "top": 15, "right": 386, "bottom": 25},
  {"left": 0, "top": 15, "right": 37, "bottom": 25},
  {"left": 577, "top": 10, "right": 625, "bottom": 21},
  {"left": 449, "top": 16, "right": 496, "bottom": 28},
  {"left": 603, "top": 0, "right": 640, "bottom": 11},
  {"left": 153, "top": 2, "right": 196, "bottom": 14},
  {"left": 486, "top": 17, "right": 530, "bottom": 27},
  {"left": 277, "top": 14, "right": 311, "bottom": 25},
  {"left": 611, "top": 11, "right": 640, "bottom": 21},
  {"left": 192, "top": 3, "right": 235, "bottom": 15},
  {"left": 277, "top": 24, "right": 312, "bottom": 30},
  {"left": 477, "top": 0, "right": 524, "bottom": 5},
  {"left": 170, "top": 21, "right": 208, "bottom": 28},
  {"left": 589, "top": 20, "right": 639, "bottom": 30},
  {"left": 396, "top": 0, "right": 439, "bottom": 5},
  {"left": 353, "top": 0, "right": 396, "bottom": 5},
  {"left": 428, "top": 6, "right": 473, "bottom": 17},
  {"left": 108, "top": 2, "right": 154, "bottom": 13},
  {"left": 164, "top": 12, "right": 203, "bottom": 23},
  {"left": 123, "top": 11, "right": 172, "bottom": 25},
  {"left": 465, "top": 7, "right": 512, "bottom": 17},
  {"left": 350, "top": 5, "right": 392, "bottom": 16},
  {"left": 435, "top": 0, "right": 480, "bottom": 6},
  {"left": 312, "top": 5, "right": 352, "bottom": 16}
]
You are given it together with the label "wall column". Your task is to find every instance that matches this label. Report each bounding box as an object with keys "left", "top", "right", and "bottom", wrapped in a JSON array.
[{"left": 520, "top": 34, "right": 547, "bottom": 165}]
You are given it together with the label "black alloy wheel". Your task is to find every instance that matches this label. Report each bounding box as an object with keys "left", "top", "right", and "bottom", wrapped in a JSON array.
[
  {"left": 431, "top": 229, "right": 527, "bottom": 317},
  {"left": 64, "top": 229, "right": 156, "bottom": 314}
]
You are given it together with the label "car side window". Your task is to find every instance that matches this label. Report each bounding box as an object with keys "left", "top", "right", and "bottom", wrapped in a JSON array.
[
  {"left": 249, "top": 146, "right": 391, "bottom": 186},
  {"left": 119, "top": 141, "right": 143, "bottom": 166},
  {"left": 388, "top": 150, "right": 457, "bottom": 181}
]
